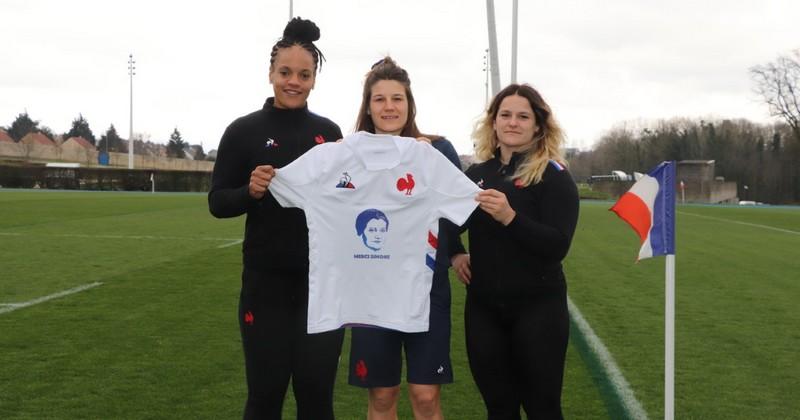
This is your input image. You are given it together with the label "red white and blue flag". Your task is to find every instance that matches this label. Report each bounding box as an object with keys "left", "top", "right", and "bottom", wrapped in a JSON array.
[
  {"left": 610, "top": 161, "right": 676, "bottom": 260},
  {"left": 611, "top": 161, "right": 678, "bottom": 419}
]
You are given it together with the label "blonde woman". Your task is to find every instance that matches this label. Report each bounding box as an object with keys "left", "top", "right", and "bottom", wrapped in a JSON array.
[{"left": 449, "top": 83, "right": 579, "bottom": 419}]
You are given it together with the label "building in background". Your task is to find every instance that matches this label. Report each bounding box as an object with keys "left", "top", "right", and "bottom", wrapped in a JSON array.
[{"left": 589, "top": 160, "right": 738, "bottom": 204}]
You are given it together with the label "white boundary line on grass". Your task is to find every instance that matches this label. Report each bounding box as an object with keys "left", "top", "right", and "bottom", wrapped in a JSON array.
[
  {"left": 217, "top": 239, "right": 243, "bottom": 249},
  {"left": 0, "top": 282, "right": 103, "bottom": 315},
  {"left": 677, "top": 211, "right": 800, "bottom": 235},
  {"left": 568, "top": 296, "right": 649, "bottom": 420}
]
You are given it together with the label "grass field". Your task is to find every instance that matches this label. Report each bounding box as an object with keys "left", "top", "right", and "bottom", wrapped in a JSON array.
[{"left": 1, "top": 190, "right": 798, "bottom": 419}]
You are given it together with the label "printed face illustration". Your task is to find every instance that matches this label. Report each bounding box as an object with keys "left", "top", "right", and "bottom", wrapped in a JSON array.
[
  {"left": 362, "top": 218, "right": 388, "bottom": 251},
  {"left": 355, "top": 209, "right": 390, "bottom": 252}
]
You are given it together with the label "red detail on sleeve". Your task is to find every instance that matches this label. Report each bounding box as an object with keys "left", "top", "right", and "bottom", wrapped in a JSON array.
[
  {"left": 244, "top": 311, "right": 254, "bottom": 325},
  {"left": 428, "top": 231, "right": 438, "bottom": 249},
  {"left": 314, "top": 135, "right": 325, "bottom": 144}
]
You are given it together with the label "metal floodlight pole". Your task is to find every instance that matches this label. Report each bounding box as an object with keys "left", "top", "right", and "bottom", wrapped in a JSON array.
[
  {"left": 128, "top": 54, "right": 135, "bottom": 169},
  {"left": 483, "top": 49, "right": 490, "bottom": 106},
  {"left": 511, "top": 0, "right": 518, "bottom": 83},
  {"left": 289, "top": 0, "right": 293, "bottom": 19},
  {"left": 486, "top": 0, "right": 501, "bottom": 96}
]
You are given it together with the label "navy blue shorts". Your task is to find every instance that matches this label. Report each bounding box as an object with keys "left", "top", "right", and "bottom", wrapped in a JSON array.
[{"left": 347, "top": 280, "right": 452, "bottom": 387}]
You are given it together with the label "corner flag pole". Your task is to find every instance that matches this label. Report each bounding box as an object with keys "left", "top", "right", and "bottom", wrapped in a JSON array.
[
  {"left": 665, "top": 254, "right": 675, "bottom": 420},
  {"left": 609, "top": 160, "right": 677, "bottom": 420}
]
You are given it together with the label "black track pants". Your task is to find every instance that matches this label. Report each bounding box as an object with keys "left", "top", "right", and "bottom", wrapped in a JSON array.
[
  {"left": 239, "top": 267, "right": 344, "bottom": 420},
  {"left": 465, "top": 288, "right": 569, "bottom": 420}
]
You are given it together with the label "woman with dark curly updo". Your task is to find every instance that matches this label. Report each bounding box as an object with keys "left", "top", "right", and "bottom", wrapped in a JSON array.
[{"left": 208, "top": 17, "right": 344, "bottom": 420}]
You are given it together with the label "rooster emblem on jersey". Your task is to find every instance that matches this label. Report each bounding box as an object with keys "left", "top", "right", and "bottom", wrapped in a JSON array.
[{"left": 396, "top": 173, "right": 415, "bottom": 196}]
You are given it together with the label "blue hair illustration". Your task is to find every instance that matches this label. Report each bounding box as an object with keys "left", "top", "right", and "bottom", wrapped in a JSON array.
[{"left": 355, "top": 209, "right": 389, "bottom": 236}]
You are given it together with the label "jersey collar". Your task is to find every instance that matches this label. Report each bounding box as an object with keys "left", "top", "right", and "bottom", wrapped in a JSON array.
[{"left": 344, "top": 131, "right": 413, "bottom": 170}]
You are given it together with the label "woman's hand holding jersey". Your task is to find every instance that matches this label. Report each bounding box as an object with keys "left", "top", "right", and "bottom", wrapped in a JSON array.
[
  {"left": 476, "top": 189, "right": 516, "bottom": 226},
  {"left": 451, "top": 253, "right": 471, "bottom": 285},
  {"left": 249, "top": 165, "right": 275, "bottom": 199}
]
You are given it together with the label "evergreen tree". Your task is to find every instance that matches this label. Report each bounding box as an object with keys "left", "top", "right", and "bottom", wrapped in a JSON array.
[
  {"left": 167, "top": 127, "right": 187, "bottom": 158},
  {"left": 64, "top": 114, "right": 97, "bottom": 145},
  {"left": 97, "top": 125, "right": 126, "bottom": 153},
  {"left": 7, "top": 112, "right": 39, "bottom": 141}
]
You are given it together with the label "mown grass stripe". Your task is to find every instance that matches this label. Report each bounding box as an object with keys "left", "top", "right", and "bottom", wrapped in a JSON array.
[
  {"left": 569, "top": 296, "right": 649, "bottom": 420},
  {"left": 0, "top": 232, "right": 239, "bottom": 242}
]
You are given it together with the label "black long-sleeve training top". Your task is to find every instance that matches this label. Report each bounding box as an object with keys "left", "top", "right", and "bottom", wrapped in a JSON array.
[
  {"left": 451, "top": 152, "right": 579, "bottom": 302},
  {"left": 208, "top": 98, "right": 343, "bottom": 271}
]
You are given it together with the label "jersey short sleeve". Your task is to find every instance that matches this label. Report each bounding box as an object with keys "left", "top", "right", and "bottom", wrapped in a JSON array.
[
  {"left": 270, "top": 143, "right": 329, "bottom": 210},
  {"left": 426, "top": 149, "right": 481, "bottom": 226}
]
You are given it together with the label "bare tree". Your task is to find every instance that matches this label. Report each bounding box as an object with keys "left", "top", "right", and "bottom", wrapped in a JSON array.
[{"left": 750, "top": 49, "right": 800, "bottom": 140}]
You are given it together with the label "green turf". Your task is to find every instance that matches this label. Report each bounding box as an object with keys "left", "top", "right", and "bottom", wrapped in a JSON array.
[
  {"left": 577, "top": 183, "right": 612, "bottom": 200},
  {"left": 566, "top": 201, "right": 800, "bottom": 419},
  {"left": 1, "top": 190, "right": 798, "bottom": 419}
]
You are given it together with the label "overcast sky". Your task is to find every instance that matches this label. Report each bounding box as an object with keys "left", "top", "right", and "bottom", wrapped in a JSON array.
[{"left": 3, "top": 0, "right": 799, "bottom": 154}]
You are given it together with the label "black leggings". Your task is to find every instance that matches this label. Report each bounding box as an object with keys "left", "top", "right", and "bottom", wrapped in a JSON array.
[
  {"left": 465, "top": 288, "right": 569, "bottom": 420},
  {"left": 239, "top": 267, "right": 344, "bottom": 420}
]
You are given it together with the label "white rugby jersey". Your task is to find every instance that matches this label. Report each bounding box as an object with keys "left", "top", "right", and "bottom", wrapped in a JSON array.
[{"left": 269, "top": 132, "right": 480, "bottom": 333}]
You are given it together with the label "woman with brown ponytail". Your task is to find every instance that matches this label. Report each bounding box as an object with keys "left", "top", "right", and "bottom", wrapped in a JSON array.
[{"left": 347, "top": 57, "right": 464, "bottom": 420}]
